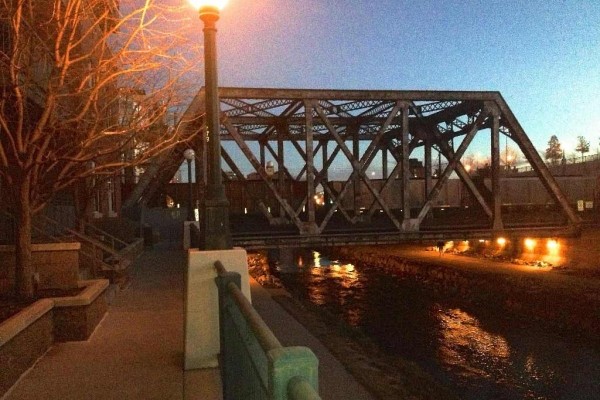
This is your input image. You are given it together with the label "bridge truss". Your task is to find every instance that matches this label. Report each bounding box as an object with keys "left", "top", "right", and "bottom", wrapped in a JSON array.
[{"left": 137, "top": 88, "right": 581, "bottom": 248}]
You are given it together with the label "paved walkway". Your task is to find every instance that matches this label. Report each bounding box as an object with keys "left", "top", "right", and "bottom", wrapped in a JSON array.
[
  {"left": 4, "top": 244, "right": 220, "bottom": 400},
  {"left": 3, "top": 244, "right": 373, "bottom": 400}
]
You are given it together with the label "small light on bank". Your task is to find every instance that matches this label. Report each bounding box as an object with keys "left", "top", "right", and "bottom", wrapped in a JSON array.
[
  {"left": 547, "top": 239, "right": 559, "bottom": 251},
  {"left": 524, "top": 238, "right": 536, "bottom": 251}
]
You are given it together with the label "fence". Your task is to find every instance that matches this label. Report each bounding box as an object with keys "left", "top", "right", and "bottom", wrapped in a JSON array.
[
  {"left": 515, "top": 151, "right": 600, "bottom": 173},
  {"left": 214, "top": 261, "right": 321, "bottom": 400}
]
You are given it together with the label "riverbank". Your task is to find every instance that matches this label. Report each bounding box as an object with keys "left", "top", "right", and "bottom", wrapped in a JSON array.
[{"left": 329, "top": 229, "right": 600, "bottom": 342}]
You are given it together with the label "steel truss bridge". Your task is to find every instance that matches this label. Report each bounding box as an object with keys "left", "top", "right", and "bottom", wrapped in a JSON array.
[{"left": 126, "top": 88, "right": 581, "bottom": 249}]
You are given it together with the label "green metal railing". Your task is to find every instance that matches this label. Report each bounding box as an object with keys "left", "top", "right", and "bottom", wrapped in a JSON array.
[{"left": 214, "top": 261, "right": 321, "bottom": 400}]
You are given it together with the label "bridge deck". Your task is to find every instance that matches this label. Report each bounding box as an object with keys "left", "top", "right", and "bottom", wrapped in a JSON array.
[{"left": 230, "top": 206, "right": 580, "bottom": 249}]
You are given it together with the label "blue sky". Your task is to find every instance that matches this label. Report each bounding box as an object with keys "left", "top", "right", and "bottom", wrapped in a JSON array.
[{"left": 191, "top": 0, "right": 600, "bottom": 155}]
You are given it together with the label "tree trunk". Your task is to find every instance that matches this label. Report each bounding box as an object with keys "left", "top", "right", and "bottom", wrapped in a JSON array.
[
  {"left": 73, "top": 182, "right": 92, "bottom": 233},
  {"left": 14, "top": 178, "right": 35, "bottom": 300}
]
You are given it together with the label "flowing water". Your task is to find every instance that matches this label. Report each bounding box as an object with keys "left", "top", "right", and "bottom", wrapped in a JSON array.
[{"left": 273, "top": 249, "right": 600, "bottom": 400}]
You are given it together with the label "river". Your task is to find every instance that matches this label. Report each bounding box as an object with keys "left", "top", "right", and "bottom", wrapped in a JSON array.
[{"left": 271, "top": 249, "right": 600, "bottom": 400}]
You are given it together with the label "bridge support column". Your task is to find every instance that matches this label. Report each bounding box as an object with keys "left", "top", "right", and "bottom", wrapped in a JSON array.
[
  {"left": 425, "top": 136, "right": 432, "bottom": 199},
  {"left": 351, "top": 124, "right": 360, "bottom": 218},
  {"left": 490, "top": 104, "right": 504, "bottom": 231},
  {"left": 401, "top": 103, "right": 411, "bottom": 224},
  {"left": 277, "top": 248, "right": 295, "bottom": 268},
  {"left": 382, "top": 145, "right": 388, "bottom": 179},
  {"left": 322, "top": 140, "right": 329, "bottom": 207}
]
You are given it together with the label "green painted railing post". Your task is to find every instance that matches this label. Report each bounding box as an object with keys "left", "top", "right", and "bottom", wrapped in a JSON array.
[
  {"left": 215, "top": 270, "right": 241, "bottom": 400},
  {"left": 287, "top": 376, "right": 322, "bottom": 400},
  {"left": 268, "top": 346, "right": 319, "bottom": 400}
]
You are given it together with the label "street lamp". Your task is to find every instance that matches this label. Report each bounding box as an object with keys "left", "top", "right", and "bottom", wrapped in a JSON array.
[
  {"left": 183, "top": 148, "right": 196, "bottom": 221},
  {"left": 188, "top": 0, "right": 232, "bottom": 249}
]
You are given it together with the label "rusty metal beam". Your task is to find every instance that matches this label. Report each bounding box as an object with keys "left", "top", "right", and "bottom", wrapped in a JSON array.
[
  {"left": 495, "top": 94, "right": 580, "bottom": 228},
  {"left": 222, "top": 119, "right": 303, "bottom": 229},
  {"left": 416, "top": 109, "right": 490, "bottom": 224},
  {"left": 232, "top": 225, "right": 580, "bottom": 250},
  {"left": 490, "top": 106, "right": 503, "bottom": 231},
  {"left": 221, "top": 147, "right": 245, "bottom": 180},
  {"left": 400, "top": 103, "right": 411, "bottom": 228},
  {"left": 422, "top": 121, "right": 493, "bottom": 218},
  {"left": 314, "top": 104, "right": 402, "bottom": 230},
  {"left": 218, "top": 87, "right": 501, "bottom": 102}
]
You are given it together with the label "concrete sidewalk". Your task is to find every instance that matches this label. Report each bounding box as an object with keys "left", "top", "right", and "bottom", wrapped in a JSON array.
[{"left": 3, "top": 245, "right": 373, "bottom": 400}]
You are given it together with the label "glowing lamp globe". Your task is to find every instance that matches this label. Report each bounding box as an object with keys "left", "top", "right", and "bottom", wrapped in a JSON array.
[
  {"left": 188, "top": 0, "right": 229, "bottom": 10},
  {"left": 183, "top": 148, "right": 195, "bottom": 161}
]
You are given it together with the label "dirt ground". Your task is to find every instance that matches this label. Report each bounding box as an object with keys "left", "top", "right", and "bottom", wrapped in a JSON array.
[{"left": 557, "top": 228, "right": 600, "bottom": 275}]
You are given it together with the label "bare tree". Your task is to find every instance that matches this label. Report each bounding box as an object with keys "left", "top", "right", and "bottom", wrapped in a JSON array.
[
  {"left": 0, "top": 0, "right": 201, "bottom": 299},
  {"left": 575, "top": 136, "right": 590, "bottom": 161}
]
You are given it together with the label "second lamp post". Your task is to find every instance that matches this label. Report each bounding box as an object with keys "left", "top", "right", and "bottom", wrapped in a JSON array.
[{"left": 188, "top": 0, "right": 232, "bottom": 250}]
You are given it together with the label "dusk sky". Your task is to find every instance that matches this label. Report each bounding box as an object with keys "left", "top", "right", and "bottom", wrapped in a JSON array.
[{"left": 185, "top": 0, "right": 600, "bottom": 156}]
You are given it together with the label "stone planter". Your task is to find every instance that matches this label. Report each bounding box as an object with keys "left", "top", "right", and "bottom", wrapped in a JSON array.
[
  {"left": 0, "top": 279, "right": 108, "bottom": 397},
  {"left": 0, "top": 299, "right": 54, "bottom": 396},
  {"left": 0, "top": 242, "right": 81, "bottom": 295},
  {"left": 53, "top": 279, "right": 109, "bottom": 342}
]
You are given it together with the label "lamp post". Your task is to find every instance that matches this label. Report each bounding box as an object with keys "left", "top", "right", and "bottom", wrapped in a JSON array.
[
  {"left": 183, "top": 149, "right": 196, "bottom": 221},
  {"left": 188, "top": 0, "right": 232, "bottom": 249}
]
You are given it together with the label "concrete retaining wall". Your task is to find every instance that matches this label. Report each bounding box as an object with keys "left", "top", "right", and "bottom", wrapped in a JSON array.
[
  {"left": 0, "top": 243, "right": 80, "bottom": 295},
  {"left": 0, "top": 300, "right": 53, "bottom": 396},
  {"left": 331, "top": 247, "right": 600, "bottom": 341},
  {"left": 0, "top": 279, "right": 108, "bottom": 397}
]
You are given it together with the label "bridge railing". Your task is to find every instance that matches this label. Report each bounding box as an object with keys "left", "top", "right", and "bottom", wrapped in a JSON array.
[{"left": 214, "top": 261, "right": 320, "bottom": 400}]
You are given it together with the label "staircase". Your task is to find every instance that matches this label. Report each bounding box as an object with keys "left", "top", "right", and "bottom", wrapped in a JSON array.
[{"left": 1, "top": 210, "right": 143, "bottom": 284}]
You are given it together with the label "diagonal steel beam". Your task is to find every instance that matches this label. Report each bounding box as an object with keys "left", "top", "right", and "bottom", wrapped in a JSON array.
[
  {"left": 417, "top": 119, "right": 493, "bottom": 218},
  {"left": 223, "top": 119, "right": 303, "bottom": 228},
  {"left": 314, "top": 104, "right": 401, "bottom": 230},
  {"left": 221, "top": 147, "right": 246, "bottom": 180},
  {"left": 495, "top": 95, "right": 580, "bottom": 227},
  {"left": 416, "top": 109, "right": 491, "bottom": 224}
]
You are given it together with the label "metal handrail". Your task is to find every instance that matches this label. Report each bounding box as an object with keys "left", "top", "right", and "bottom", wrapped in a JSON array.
[
  {"left": 84, "top": 222, "right": 130, "bottom": 250},
  {"left": 214, "top": 260, "right": 321, "bottom": 400},
  {"left": 287, "top": 377, "right": 322, "bottom": 400},
  {"left": 215, "top": 261, "right": 282, "bottom": 352}
]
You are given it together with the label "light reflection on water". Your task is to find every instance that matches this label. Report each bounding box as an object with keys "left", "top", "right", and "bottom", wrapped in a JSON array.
[
  {"left": 274, "top": 249, "right": 600, "bottom": 400},
  {"left": 277, "top": 250, "right": 363, "bottom": 324},
  {"left": 437, "top": 308, "right": 511, "bottom": 379}
]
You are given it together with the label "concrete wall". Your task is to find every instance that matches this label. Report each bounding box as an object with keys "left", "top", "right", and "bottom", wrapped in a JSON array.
[
  {"left": 0, "top": 243, "right": 80, "bottom": 295},
  {"left": 142, "top": 207, "right": 186, "bottom": 244},
  {"left": 332, "top": 247, "right": 600, "bottom": 342},
  {"left": 0, "top": 280, "right": 108, "bottom": 396},
  {"left": 185, "top": 248, "right": 250, "bottom": 370},
  {"left": 0, "top": 301, "right": 54, "bottom": 397}
]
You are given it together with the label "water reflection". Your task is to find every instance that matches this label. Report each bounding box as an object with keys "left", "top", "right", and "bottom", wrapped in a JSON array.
[
  {"left": 273, "top": 249, "right": 600, "bottom": 400},
  {"left": 277, "top": 250, "right": 362, "bottom": 325},
  {"left": 437, "top": 307, "right": 511, "bottom": 375}
]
